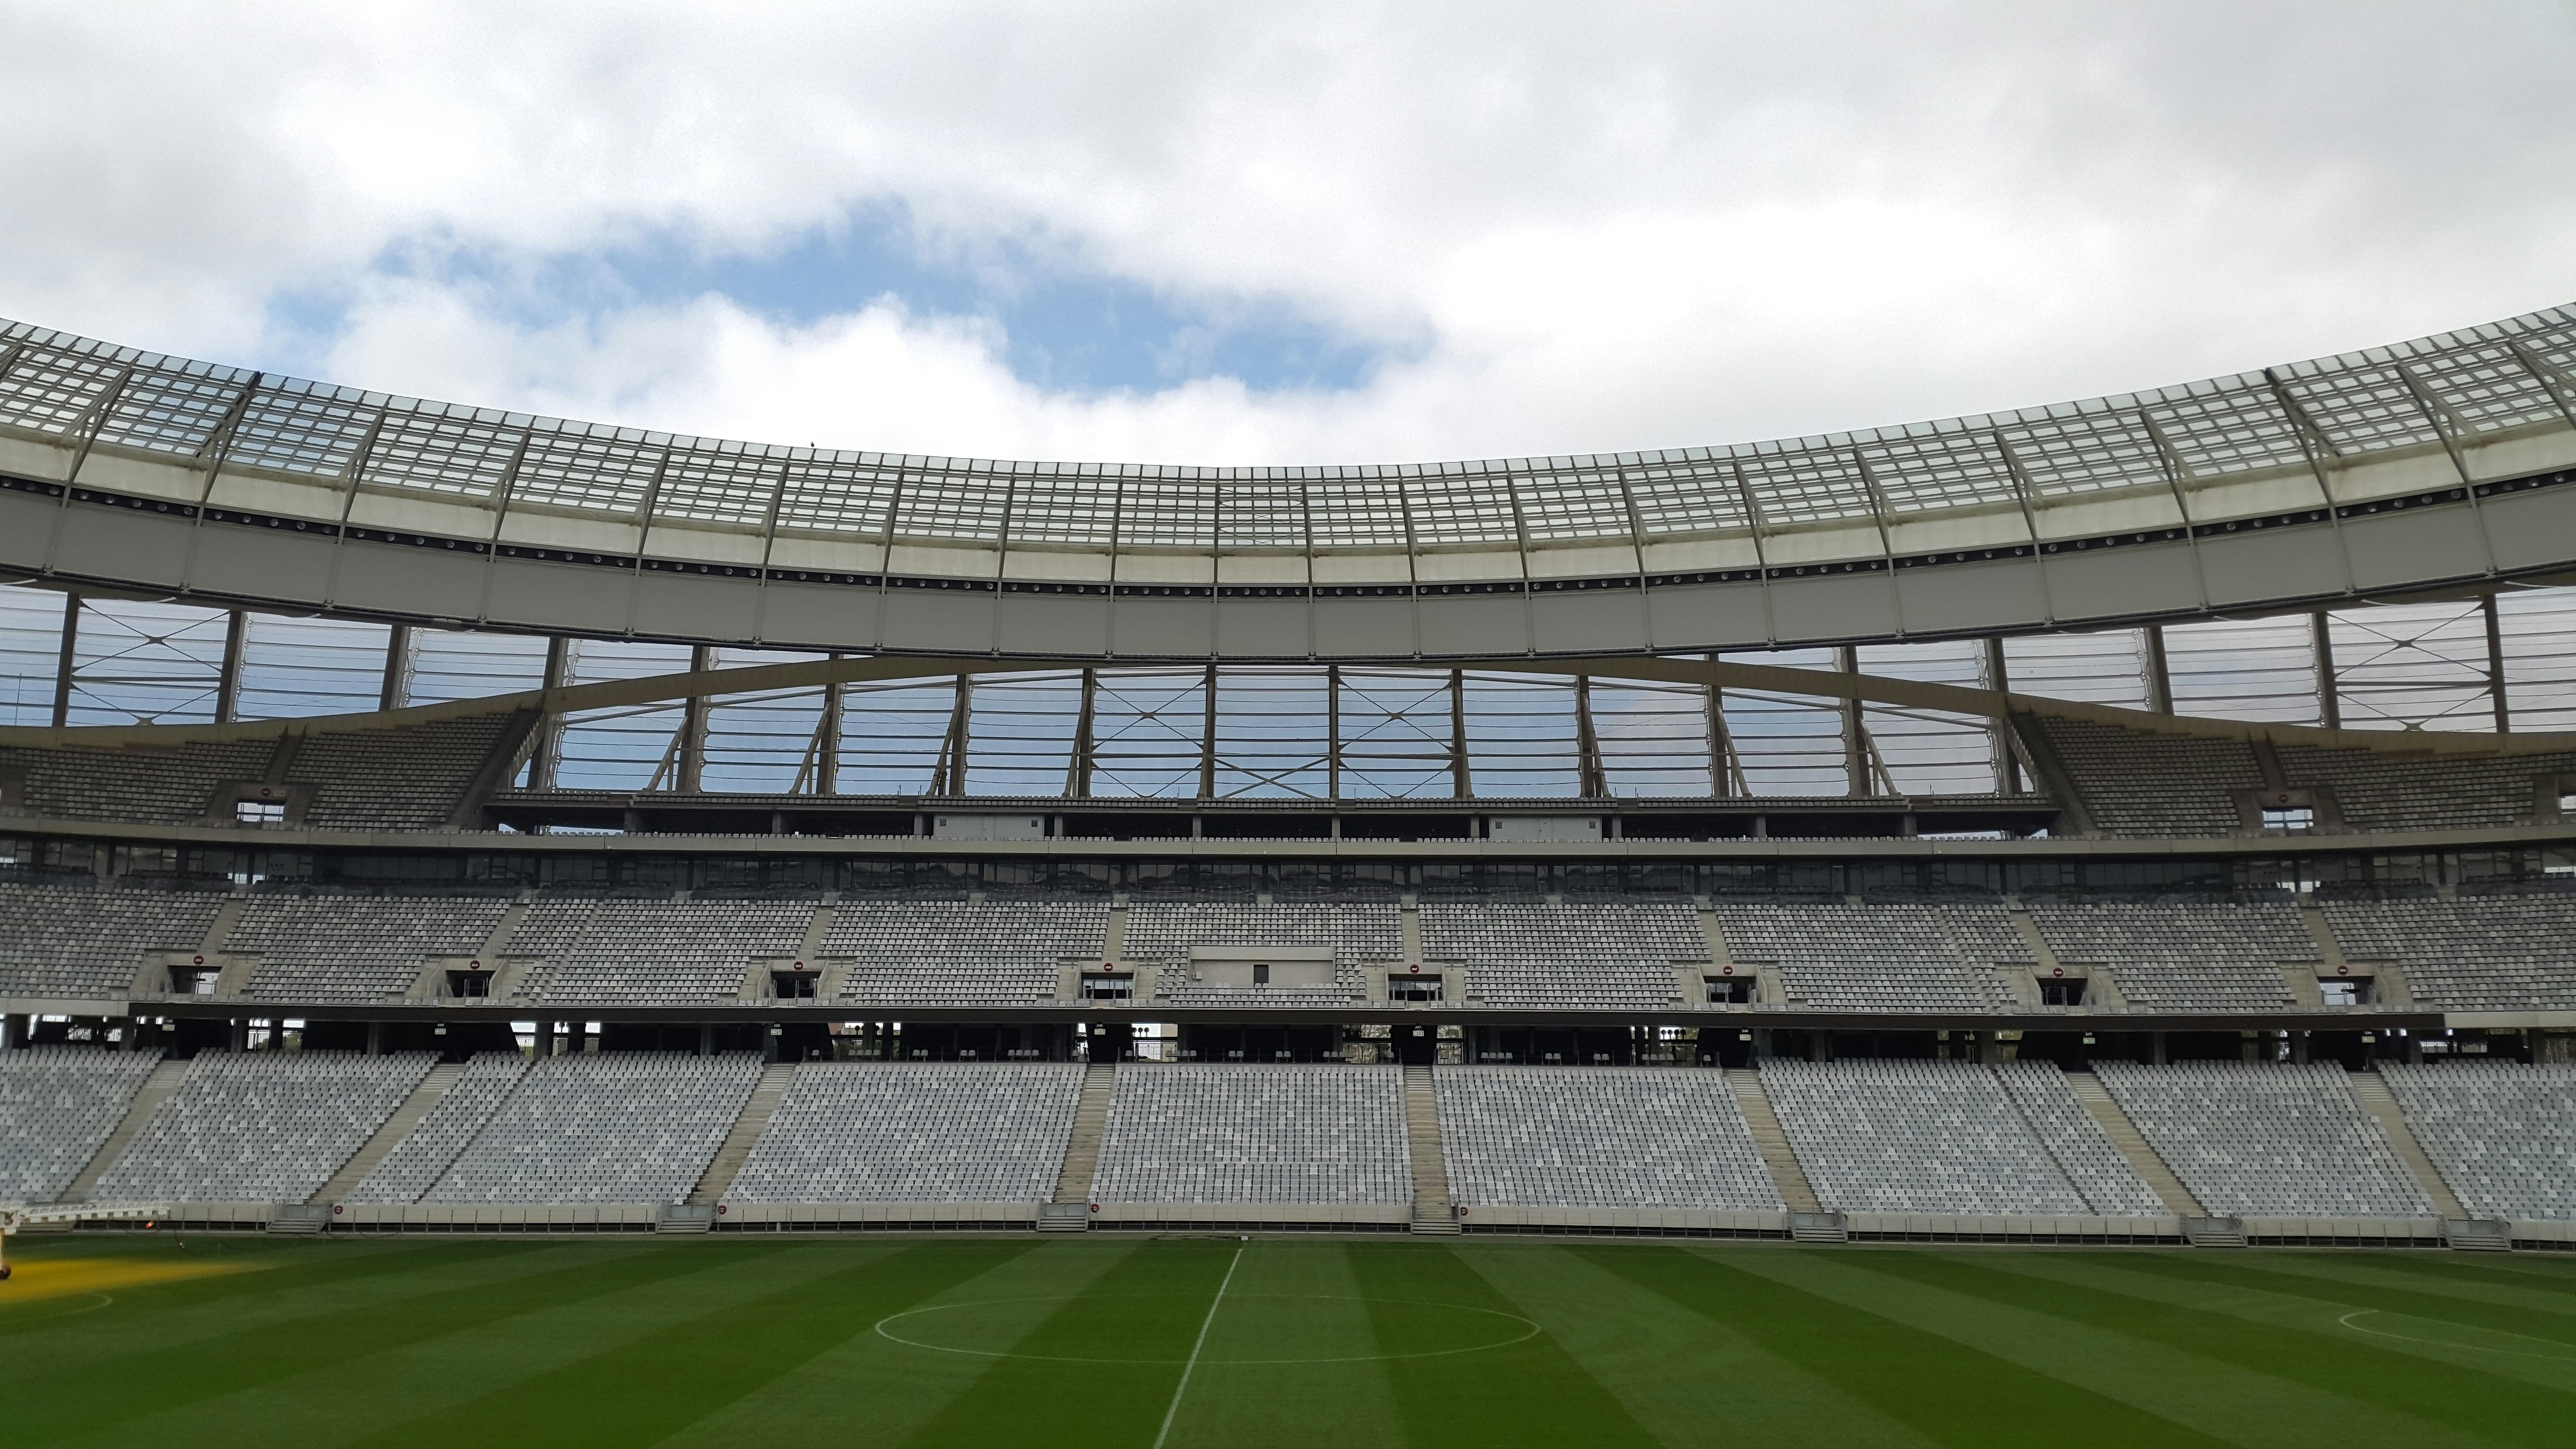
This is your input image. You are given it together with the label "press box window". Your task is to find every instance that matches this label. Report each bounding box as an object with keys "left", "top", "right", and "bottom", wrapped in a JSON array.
[
  {"left": 770, "top": 971, "right": 820, "bottom": 998},
  {"left": 1388, "top": 974, "right": 1445, "bottom": 1002},
  {"left": 235, "top": 799, "right": 287, "bottom": 827},
  {"left": 1079, "top": 974, "right": 1134, "bottom": 1001},
  {"left": 2319, "top": 976, "right": 2372, "bottom": 1007},
  {"left": 2038, "top": 978, "right": 2086, "bottom": 1006},
  {"left": 170, "top": 966, "right": 220, "bottom": 996},
  {"left": 445, "top": 969, "right": 493, "bottom": 998},
  {"left": 1705, "top": 975, "right": 1754, "bottom": 1004}
]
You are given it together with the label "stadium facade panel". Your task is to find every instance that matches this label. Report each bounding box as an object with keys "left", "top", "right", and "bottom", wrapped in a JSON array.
[{"left": 2, "top": 307, "right": 2575, "bottom": 659}]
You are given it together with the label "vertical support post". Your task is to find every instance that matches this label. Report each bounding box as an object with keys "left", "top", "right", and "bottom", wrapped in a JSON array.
[
  {"left": 930, "top": 674, "right": 972, "bottom": 796},
  {"left": 49, "top": 591, "right": 79, "bottom": 728},
  {"left": 1066, "top": 667, "right": 1097, "bottom": 798},
  {"left": 676, "top": 644, "right": 713, "bottom": 792},
  {"left": 817, "top": 657, "right": 845, "bottom": 794},
  {"left": 1982, "top": 636, "right": 2021, "bottom": 795},
  {"left": 2142, "top": 625, "right": 2174, "bottom": 714},
  {"left": 213, "top": 610, "right": 248, "bottom": 724},
  {"left": 1449, "top": 667, "right": 1474, "bottom": 799},
  {"left": 378, "top": 623, "right": 413, "bottom": 712},
  {"left": 1198, "top": 663, "right": 1219, "bottom": 800},
  {"left": 1835, "top": 645, "right": 1870, "bottom": 797},
  {"left": 1326, "top": 665, "right": 1342, "bottom": 800},
  {"left": 2312, "top": 611, "right": 2340, "bottom": 730},
  {"left": 1573, "top": 675, "right": 1608, "bottom": 800},
  {"left": 1702, "top": 653, "right": 1741, "bottom": 798},
  {"left": 2482, "top": 592, "right": 2512, "bottom": 734},
  {"left": 530, "top": 636, "right": 571, "bottom": 790}
]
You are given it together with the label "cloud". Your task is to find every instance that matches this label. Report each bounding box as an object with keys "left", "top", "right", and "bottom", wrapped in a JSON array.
[{"left": 3, "top": 1, "right": 2574, "bottom": 464}]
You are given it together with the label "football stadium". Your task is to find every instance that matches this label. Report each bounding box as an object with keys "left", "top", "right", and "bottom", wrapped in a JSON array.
[{"left": 7, "top": 303, "right": 2576, "bottom": 1445}]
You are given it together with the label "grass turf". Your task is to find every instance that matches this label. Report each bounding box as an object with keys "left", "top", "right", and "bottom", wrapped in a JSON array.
[{"left": 6, "top": 1235, "right": 2575, "bottom": 1447}]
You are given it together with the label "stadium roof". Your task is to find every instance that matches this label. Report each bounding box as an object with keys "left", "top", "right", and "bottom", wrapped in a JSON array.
[{"left": 3, "top": 306, "right": 2575, "bottom": 660}]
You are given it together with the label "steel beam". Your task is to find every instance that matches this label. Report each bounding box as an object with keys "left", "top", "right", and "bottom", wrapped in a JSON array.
[
  {"left": 213, "top": 611, "right": 248, "bottom": 725},
  {"left": 1574, "top": 675, "right": 1608, "bottom": 800},
  {"left": 2483, "top": 593, "right": 2512, "bottom": 734},
  {"left": 2312, "top": 612, "right": 2341, "bottom": 730},
  {"left": 1449, "top": 667, "right": 1474, "bottom": 799},
  {"left": 2143, "top": 625, "right": 2174, "bottom": 714},
  {"left": 378, "top": 624, "right": 414, "bottom": 713},
  {"left": 676, "top": 644, "right": 713, "bottom": 792},
  {"left": 529, "top": 637, "right": 572, "bottom": 790},
  {"left": 48, "top": 592, "right": 78, "bottom": 729},
  {"left": 1836, "top": 645, "right": 1871, "bottom": 797}
]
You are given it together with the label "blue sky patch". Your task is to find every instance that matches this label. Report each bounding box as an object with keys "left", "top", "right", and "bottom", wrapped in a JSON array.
[{"left": 264, "top": 204, "right": 1402, "bottom": 398}]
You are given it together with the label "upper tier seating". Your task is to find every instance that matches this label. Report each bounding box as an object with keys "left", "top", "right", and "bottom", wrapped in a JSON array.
[
  {"left": 1423, "top": 902, "right": 1697, "bottom": 1010},
  {"left": 2027, "top": 902, "right": 2309, "bottom": 1009},
  {"left": 0, "top": 883, "right": 226, "bottom": 999},
  {"left": 421, "top": 1052, "right": 760, "bottom": 1204},
  {"left": 1434, "top": 1065, "right": 1781, "bottom": 1211},
  {"left": 0, "top": 1047, "right": 162, "bottom": 1202},
  {"left": 2324, "top": 897, "right": 2576, "bottom": 1010},
  {"left": 1089, "top": 1063, "right": 1411, "bottom": 1207},
  {"left": 511, "top": 899, "right": 814, "bottom": 1001},
  {"left": 2381, "top": 1063, "right": 2576, "bottom": 1221},
  {"left": 821, "top": 900, "right": 1103, "bottom": 1005},
  {"left": 0, "top": 739, "right": 277, "bottom": 825},
  {"left": 91, "top": 1050, "right": 433, "bottom": 1203},
  {"left": 2037, "top": 718, "right": 2263, "bottom": 837},
  {"left": 290, "top": 714, "right": 514, "bottom": 831},
  {"left": 233, "top": 894, "right": 513, "bottom": 1001},
  {"left": 1760, "top": 1059, "right": 2156, "bottom": 1215},
  {"left": 341, "top": 1053, "right": 530, "bottom": 1205},
  {"left": 724, "top": 1063, "right": 1082, "bottom": 1203},
  {"left": 1716, "top": 904, "right": 2026, "bottom": 1010},
  {"left": 2093, "top": 1061, "right": 2431, "bottom": 1218},
  {"left": 2274, "top": 743, "right": 2576, "bottom": 835}
]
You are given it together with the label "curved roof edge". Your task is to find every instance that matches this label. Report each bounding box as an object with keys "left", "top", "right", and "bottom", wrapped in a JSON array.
[{"left": 3, "top": 305, "right": 2575, "bottom": 658}]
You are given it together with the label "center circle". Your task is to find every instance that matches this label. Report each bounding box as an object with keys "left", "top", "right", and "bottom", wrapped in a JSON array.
[{"left": 875, "top": 1292, "right": 1540, "bottom": 1365}]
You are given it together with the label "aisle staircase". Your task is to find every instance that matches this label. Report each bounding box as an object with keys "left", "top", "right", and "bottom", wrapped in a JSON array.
[
  {"left": 57, "top": 1058, "right": 189, "bottom": 1203},
  {"left": 687, "top": 1063, "right": 796, "bottom": 1206},
  {"left": 1403, "top": 1065, "right": 1459, "bottom": 1234},
  {"left": 2065, "top": 1070, "right": 2206, "bottom": 1217},
  {"left": 310, "top": 1061, "right": 464, "bottom": 1204},
  {"left": 2346, "top": 1071, "right": 2468, "bottom": 1220},
  {"left": 1723, "top": 1069, "right": 1820, "bottom": 1215},
  {"left": 1041, "top": 1062, "right": 1117, "bottom": 1230}
]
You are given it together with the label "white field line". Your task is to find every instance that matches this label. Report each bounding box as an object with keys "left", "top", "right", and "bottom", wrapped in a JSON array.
[{"left": 1151, "top": 1246, "right": 1245, "bottom": 1449}]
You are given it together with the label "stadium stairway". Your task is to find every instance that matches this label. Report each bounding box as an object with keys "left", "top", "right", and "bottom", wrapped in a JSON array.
[
  {"left": 310, "top": 1062, "right": 467, "bottom": 1204},
  {"left": 687, "top": 1063, "right": 796, "bottom": 1206},
  {"left": 1042, "top": 1062, "right": 1118, "bottom": 1230},
  {"left": 56, "top": 1057, "right": 188, "bottom": 1204},
  {"left": 1403, "top": 1065, "right": 1459, "bottom": 1234},
  {"left": 2345, "top": 1072, "right": 2471, "bottom": 1222},
  {"left": 2064, "top": 1070, "right": 2206, "bottom": 1217},
  {"left": 1723, "top": 1069, "right": 1820, "bottom": 1213}
]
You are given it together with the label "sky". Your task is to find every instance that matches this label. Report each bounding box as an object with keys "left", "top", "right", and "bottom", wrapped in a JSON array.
[{"left": 4, "top": 1, "right": 2574, "bottom": 467}]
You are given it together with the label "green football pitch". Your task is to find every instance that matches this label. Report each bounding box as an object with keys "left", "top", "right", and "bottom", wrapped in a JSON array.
[{"left": 7, "top": 1235, "right": 2576, "bottom": 1447}]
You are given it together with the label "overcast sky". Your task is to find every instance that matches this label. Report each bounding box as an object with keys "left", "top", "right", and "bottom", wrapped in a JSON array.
[{"left": 4, "top": 1, "right": 2573, "bottom": 467}]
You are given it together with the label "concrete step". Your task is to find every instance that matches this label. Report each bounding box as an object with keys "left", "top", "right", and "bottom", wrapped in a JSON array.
[
  {"left": 1724, "top": 1069, "right": 1819, "bottom": 1213},
  {"left": 1789, "top": 1211, "right": 1850, "bottom": 1244},
  {"left": 2183, "top": 1216, "right": 2248, "bottom": 1248},
  {"left": 687, "top": 1063, "right": 797, "bottom": 1206},
  {"left": 2066, "top": 1071, "right": 2206, "bottom": 1216},
  {"left": 311, "top": 1061, "right": 461, "bottom": 1205},
  {"left": 1052, "top": 1062, "right": 1119, "bottom": 1209},
  {"left": 57, "top": 1056, "right": 189, "bottom": 1203},
  {"left": 2349, "top": 1071, "right": 2468, "bottom": 1220},
  {"left": 1403, "top": 1064, "right": 1455, "bottom": 1232},
  {"left": 2443, "top": 1217, "right": 2514, "bottom": 1253},
  {"left": 656, "top": 1204, "right": 716, "bottom": 1234}
]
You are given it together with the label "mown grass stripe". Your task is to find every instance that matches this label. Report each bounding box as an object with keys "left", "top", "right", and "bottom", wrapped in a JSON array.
[
  {"left": 341, "top": 1241, "right": 1033, "bottom": 1449},
  {"left": 2113, "top": 1252, "right": 2576, "bottom": 1344},
  {"left": 1589, "top": 1246, "right": 2229, "bottom": 1448},
  {"left": 1356, "top": 1241, "right": 1658, "bottom": 1449},
  {"left": 899, "top": 1237, "right": 1242, "bottom": 1449},
  {"left": 1857, "top": 1250, "right": 2576, "bottom": 1445},
  {"left": 6, "top": 1240, "right": 785, "bottom": 1442}
]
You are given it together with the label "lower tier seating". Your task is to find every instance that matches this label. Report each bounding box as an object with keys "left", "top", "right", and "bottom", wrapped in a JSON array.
[
  {"left": 420, "top": 1053, "right": 761, "bottom": 1204},
  {"left": 91, "top": 1051, "right": 434, "bottom": 1203},
  {"left": 2381, "top": 1063, "right": 2576, "bottom": 1221},
  {"left": 1089, "top": 1063, "right": 1411, "bottom": 1207},
  {"left": 1435, "top": 1066, "right": 1780, "bottom": 1211},
  {"left": 1760, "top": 1059, "right": 2159, "bottom": 1215},
  {"left": 2094, "top": 1061, "right": 2431, "bottom": 1218},
  {"left": 342, "top": 1053, "right": 530, "bottom": 1204},
  {"left": 725, "top": 1063, "right": 1082, "bottom": 1203},
  {"left": 0, "top": 1047, "right": 163, "bottom": 1202}
]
